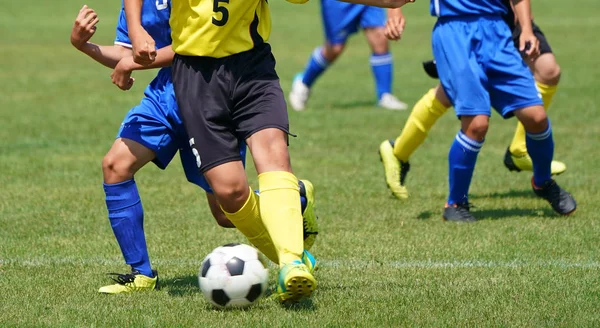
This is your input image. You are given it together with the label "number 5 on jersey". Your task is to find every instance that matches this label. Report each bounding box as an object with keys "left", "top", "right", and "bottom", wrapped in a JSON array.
[{"left": 212, "top": 0, "right": 229, "bottom": 26}]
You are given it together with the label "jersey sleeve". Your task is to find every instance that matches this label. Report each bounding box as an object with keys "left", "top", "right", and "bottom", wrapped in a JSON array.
[{"left": 114, "top": 8, "right": 132, "bottom": 48}]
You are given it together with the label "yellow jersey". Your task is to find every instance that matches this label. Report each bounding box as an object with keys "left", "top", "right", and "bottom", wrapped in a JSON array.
[{"left": 170, "top": 0, "right": 271, "bottom": 58}]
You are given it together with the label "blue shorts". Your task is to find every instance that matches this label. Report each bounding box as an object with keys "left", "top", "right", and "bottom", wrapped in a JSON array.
[
  {"left": 432, "top": 16, "right": 542, "bottom": 118},
  {"left": 117, "top": 68, "right": 246, "bottom": 192},
  {"left": 321, "top": 0, "right": 386, "bottom": 45}
]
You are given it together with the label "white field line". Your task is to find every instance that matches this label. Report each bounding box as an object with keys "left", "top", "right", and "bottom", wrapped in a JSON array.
[{"left": 1, "top": 257, "right": 600, "bottom": 269}]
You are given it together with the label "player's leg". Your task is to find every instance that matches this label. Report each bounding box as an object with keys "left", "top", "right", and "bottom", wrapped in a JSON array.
[
  {"left": 506, "top": 23, "right": 566, "bottom": 174},
  {"left": 432, "top": 17, "right": 494, "bottom": 222},
  {"left": 487, "top": 22, "right": 576, "bottom": 216},
  {"left": 99, "top": 96, "right": 179, "bottom": 293},
  {"left": 379, "top": 84, "right": 451, "bottom": 199},
  {"left": 233, "top": 44, "right": 316, "bottom": 302},
  {"left": 289, "top": 0, "right": 359, "bottom": 111},
  {"left": 362, "top": 7, "right": 406, "bottom": 110}
]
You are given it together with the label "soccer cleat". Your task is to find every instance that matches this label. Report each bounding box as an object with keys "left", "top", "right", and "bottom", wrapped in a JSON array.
[
  {"left": 299, "top": 180, "right": 318, "bottom": 250},
  {"left": 98, "top": 269, "right": 159, "bottom": 294},
  {"left": 422, "top": 60, "right": 439, "bottom": 79},
  {"left": 289, "top": 73, "right": 310, "bottom": 111},
  {"left": 532, "top": 178, "right": 577, "bottom": 215},
  {"left": 378, "top": 93, "right": 408, "bottom": 111},
  {"left": 379, "top": 140, "right": 410, "bottom": 199},
  {"left": 503, "top": 148, "right": 567, "bottom": 175},
  {"left": 443, "top": 203, "right": 476, "bottom": 222},
  {"left": 277, "top": 260, "right": 316, "bottom": 303},
  {"left": 302, "top": 249, "right": 318, "bottom": 274}
]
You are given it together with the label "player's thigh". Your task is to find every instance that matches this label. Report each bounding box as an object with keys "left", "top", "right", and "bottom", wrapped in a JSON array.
[
  {"left": 114, "top": 99, "right": 182, "bottom": 170},
  {"left": 432, "top": 20, "right": 490, "bottom": 117},
  {"left": 246, "top": 128, "right": 292, "bottom": 174},
  {"left": 486, "top": 38, "right": 543, "bottom": 117},
  {"left": 171, "top": 54, "right": 244, "bottom": 175}
]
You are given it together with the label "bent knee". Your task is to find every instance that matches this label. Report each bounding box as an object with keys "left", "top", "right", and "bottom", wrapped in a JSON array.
[
  {"left": 534, "top": 56, "right": 561, "bottom": 85},
  {"left": 102, "top": 154, "right": 135, "bottom": 183}
]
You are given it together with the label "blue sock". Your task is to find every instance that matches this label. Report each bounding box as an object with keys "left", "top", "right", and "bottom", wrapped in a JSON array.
[
  {"left": 526, "top": 123, "right": 554, "bottom": 186},
  {"left": 301, "top": 47, "right": 330, "bottom": 87},
  {"left": 448, "top": 131, "right": 484, "bottom": 205},
  {"left": 370, "top": 52, "right": 393, "bottom": 100},
  {"left": 104, "top": 179, "right": 153, "bottom": 277}
]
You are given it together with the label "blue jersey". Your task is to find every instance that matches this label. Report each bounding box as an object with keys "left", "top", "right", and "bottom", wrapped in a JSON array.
[
  {"left": 114, "top": 0, "right": 171, "bottom": 49},
  {"left": 430, "top": 0, "right": 508, "bottom": 17}
]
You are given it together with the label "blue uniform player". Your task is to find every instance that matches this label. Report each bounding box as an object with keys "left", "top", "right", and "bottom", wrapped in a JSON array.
[
  {"left": 426, "top": 0, "right": 576, "bottom": 221},
  {"left": 70, "top": 1, "right": 238, "bottom": 294},
  {"left": 289, "top": 0, "right": 408, "bottom": 111},
  {"left": 70, "top": 1, "right": 318, "bottom": 294}
]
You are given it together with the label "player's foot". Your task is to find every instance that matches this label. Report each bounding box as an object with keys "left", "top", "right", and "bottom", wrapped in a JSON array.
[
  {"left": 503, "top": 148, "right": 567, "bottom": 175},
  {"left": 289, "top": 73, "right": 310, "bottom": 111},
  {"left": 299, "top": 180, "right": 318, "bottom": 250},
  {"left": 98, "top": 269, "right": 159, "bottom": 294},
  {"left": 422, "top": 59, "right": 439, "bottom": 79},
  {"left": 378, "top": 93, "right": 408, "bottom": 110},
  {"left": 379, "top": 140, "right": 410, "bottom": 199},
  {"left": 277, "top": 260, "right": 316, "bottom": 303},
  {"left": 302, "top": 250, "right": 318, "bottom": 274},
  {"left": 532, "top": 178, "right": 577, "bottom": 215},
  {"left": 443, "top": 203, "right": 476, "bottom": 222}
]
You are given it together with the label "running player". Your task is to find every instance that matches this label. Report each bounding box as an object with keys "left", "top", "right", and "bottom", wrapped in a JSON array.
[
  {"left": 288, "top": 1, "right": 408, "bottom": 111},
  {"left": 380, "top": 1, "right": 566, "bottom": 200},
  {"left": 383, "top": 0, "right": 576, "bottom": 221},
  {"left": 71, "top": 1, "right": 318, "bottom": 294}
]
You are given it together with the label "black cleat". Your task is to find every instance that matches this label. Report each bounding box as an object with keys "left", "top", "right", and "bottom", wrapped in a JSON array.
[
  {"left": 422, "top": 60, "right": 439, "bottom": 79},
  {"left": 443, "top": 203, "right": 476, "bottom": 222},
  {"left": 532, "top": 179, "right": 577, "bottom": 215}
]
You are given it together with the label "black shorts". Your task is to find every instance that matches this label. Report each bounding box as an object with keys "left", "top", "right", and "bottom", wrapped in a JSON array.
[
  {"left": 511, "top": 21, "right": 553, "bottom": 55},
  {"left": 172, "top": 43, "right": 289, "bottom": 173}
]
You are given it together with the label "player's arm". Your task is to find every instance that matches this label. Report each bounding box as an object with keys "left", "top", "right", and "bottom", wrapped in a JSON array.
[
  {"left": 70, "top": 5, "right": 131, "bottom": 68},
  {"left": 511, "top": 0, "right": 540, "bottom": 59},
  {"left": 337, "top": 0, "right": 415, "bottom": 8},
  {"left": 124, "top": 0, "right": 157, "bottom": 66},
  {"left": 385, "top": 8, "right": 406, "bottom": 41},
  {"left": 111, "top": 45, "right": 175, "bottom": 90}
]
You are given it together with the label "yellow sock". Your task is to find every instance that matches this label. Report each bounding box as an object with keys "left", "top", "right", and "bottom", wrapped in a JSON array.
[
  {"left": 393, "top": 88, "right": 450, "bottom": 162},
  {"left": 221, "top": 188, "right": 278, "bottom": 263},
  {"left": 509, "top": 81, "right": 558, "bottom": 156},
  {"left": 258, "top": 171, "right": 303, "bottom": 267}
]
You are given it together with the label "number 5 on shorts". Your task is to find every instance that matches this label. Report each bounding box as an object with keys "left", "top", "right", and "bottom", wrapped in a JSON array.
[{"left": 212, "top": 0, "right": 229, "bottom": 26}]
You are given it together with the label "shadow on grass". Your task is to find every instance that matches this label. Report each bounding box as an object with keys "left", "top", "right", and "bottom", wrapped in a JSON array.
[
  {"left": 163, "top": 274, "right": 200, "bottom": 297},
  {"left": 264, "top": 286, "right": 317, "bottom": 311},
  {"left": 333, "top": 100, "right": 378, "bottom": 110},
  {"left": 417, "top": 207, "right": 556, "bottom": 221},
  {"left": 470, "top": 189, "right": 536, "bottom": 199}
]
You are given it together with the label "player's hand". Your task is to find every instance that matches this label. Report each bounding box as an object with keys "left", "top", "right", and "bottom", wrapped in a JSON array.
[
  {"left": 130, "top": 27, "right": 157, "bottom": 66},
  {"left": 385, "top": 8, "right": 406, "bottom": 40},
  {"left": 111, "top": 57, "right": 135, "bottom": 91},
  {"left": 519, "top": 31, "right": 540, "bottom": 61},
  {"left": 70, "top": 5, "right": 99, "bottom": 50}
]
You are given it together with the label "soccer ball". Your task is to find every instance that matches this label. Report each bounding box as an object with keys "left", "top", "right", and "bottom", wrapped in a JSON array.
[{"left": 198, "top": 243, "right": 269, "bottom": 308}]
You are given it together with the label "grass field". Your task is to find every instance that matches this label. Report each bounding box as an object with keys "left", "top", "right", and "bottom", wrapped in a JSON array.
[{"left": 2, "top": 0, "right": 600, "bottom": 326}]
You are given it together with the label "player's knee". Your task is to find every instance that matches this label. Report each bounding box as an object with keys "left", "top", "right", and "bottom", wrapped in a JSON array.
[
  {"left": 535, "top": 56, "right": 561, "bottom": 86},
  {"left": 213, "top": 183, "right": 249, "bottom": 210},
  {"left": 462, "top": 117, "right": 489, "bottom": 140},
  {"left": 323, "top": 44, "right": 344, "bottom": 61},
  {"left": 102, "top": 154, "right": 134, "bottom": 184}
]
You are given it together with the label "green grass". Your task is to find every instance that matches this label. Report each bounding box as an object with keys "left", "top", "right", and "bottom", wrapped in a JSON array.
[{"left": 1, "top": 0, "right": 600, "bottom": 326}]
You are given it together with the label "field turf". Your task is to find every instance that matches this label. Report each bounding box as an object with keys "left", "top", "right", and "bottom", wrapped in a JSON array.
[{"left": 1, "top": 0, "right": 599, "bottom": 326}]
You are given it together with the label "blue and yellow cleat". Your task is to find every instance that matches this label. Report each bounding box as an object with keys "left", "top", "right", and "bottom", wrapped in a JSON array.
[
  {"left": 302, "top": 250, "right": 318, "bottom": 274},
  {"left": 277, "top": 260, "right": 316, "bottom": 303},
  {"left": 299, "top": 180, "right": 319, "bottom": 250},
  {"left": 98, "top": 269, "right": 159, "bottom": 294}
]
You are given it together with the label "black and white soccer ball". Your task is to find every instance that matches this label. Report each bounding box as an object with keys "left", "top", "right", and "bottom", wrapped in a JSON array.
[{"left": 198, "top": 243, "right": 269, "bottom": 308}]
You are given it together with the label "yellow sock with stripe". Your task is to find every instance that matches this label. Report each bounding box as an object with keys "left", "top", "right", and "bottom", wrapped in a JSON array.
[
  {"left": 393, "top": 88, "right": 450, "bottom": 162},
  {"left": 509, "top": 81, "right": 558, "bottom": 156},
  {"left": 221, "top": 188, "right": 278, "bottom": 263},
  {"left": 258, "top": 171, "right": 303, "bottom": 267}
]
